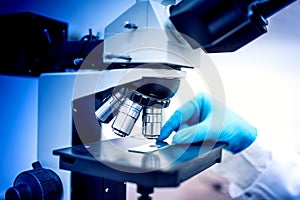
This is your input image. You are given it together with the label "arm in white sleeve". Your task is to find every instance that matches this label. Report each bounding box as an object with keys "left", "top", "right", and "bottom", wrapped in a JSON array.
[{"left": 213, "top": 137, "right": 300, "bottom": 199}]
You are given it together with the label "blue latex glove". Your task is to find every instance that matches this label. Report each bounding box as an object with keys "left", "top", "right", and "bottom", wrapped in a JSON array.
[{"left": 157, "top": 93, "right": 257, "bottom": 154}]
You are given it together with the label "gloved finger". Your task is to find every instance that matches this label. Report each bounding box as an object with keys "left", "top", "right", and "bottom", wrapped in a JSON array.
[
  {"left": 157, "top": 110, "right": 182, "bottom": 141},
  {"left": 158, "top": 100, "right": 200, "bottom": 141},
  {"left": 158, "top": 122, "right": 190, "bottom": 142},
  {"left": 172, "top": 121, "right": 211, "bottom": 144},
  {"left": 178, "top": 123, "right": 189, "bottom": 131}
]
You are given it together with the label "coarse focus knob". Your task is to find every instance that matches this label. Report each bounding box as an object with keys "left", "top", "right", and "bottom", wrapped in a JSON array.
[{"left": 5, "top": 161, "right": 62, "bottom": 200}]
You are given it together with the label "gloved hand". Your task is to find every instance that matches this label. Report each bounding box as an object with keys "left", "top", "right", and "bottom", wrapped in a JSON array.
[{"left": 157, "top": 93, "right": 257, "bottom": 154}]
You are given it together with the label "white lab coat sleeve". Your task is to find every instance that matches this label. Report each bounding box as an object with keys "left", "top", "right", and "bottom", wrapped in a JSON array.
[{"left": 212, "top": 137, "right": 300, "bottom": 199}]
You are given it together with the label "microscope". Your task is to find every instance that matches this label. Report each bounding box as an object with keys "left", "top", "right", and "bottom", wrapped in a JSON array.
[{"left": 2, "top": 0, "right": 296, "bottom": 199}]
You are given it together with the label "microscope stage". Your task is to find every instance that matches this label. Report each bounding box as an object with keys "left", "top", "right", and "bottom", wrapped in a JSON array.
[{"left": 53, "top": 137, "right": 225, "bottom": 188}]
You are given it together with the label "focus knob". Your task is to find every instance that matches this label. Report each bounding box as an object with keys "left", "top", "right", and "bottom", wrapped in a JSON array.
[{"left": 5, "top": 162, "right": 62, "bottom": 200}]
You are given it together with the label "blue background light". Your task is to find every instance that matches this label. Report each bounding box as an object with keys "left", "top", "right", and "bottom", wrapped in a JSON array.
[{"left": 0, "top": 0, "right": 134, "bottom": 39}]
